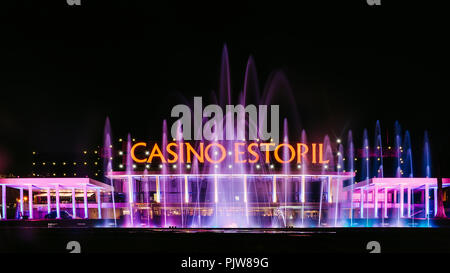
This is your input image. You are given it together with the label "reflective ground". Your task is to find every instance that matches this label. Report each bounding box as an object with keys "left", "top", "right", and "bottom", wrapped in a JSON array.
[{"left": 2, "top": 220, "right": 450, "bottom": 253}]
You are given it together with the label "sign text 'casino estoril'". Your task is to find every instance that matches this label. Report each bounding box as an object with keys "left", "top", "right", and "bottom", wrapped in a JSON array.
[{"left": 131, "top": 142, "right": 330, "bottom": 165}]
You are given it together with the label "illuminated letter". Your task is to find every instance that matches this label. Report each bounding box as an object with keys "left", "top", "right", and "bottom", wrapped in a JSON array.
[
  {"left": 312, "top": 143, "right": 317, "bottom": 163},
  {"left": 247, "top": 143, "right": 260, "bottom": 163},
  {"left": 274, "top": 143, "right": 295, "bottom": 163},
  {"left": 166, "top": 143, "right": 179, "bottom": 163},
  {"left": 205, "top": 143, "right": 226, "bottom": 163},
  {"left": 296, "top": 143, "right": 309, "bottom": 163},
  {"left": 147, "top": 143, "right": 167, "bottom": 163},
  {"left": 185, "top": 142, "right": 204, "bottom": 163},
  {"left": 319, "top": 143, "right": 330, "bottom": 164},
  {"left": 234, "top": 142, "right": 247, "bottom": 163},
  {"left": 131, "top": 142, "right": 147, "bottom": 163},
  {"left": 260, "top": 143, "right": 275, "bottom": 163},
  {"left": 179, "top": 142, "right": 184, "bottom": 163}
]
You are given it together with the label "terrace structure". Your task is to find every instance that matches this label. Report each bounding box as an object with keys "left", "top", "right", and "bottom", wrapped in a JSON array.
[{"left": 0, "top": 178, "right": 113, "bottom": 220}]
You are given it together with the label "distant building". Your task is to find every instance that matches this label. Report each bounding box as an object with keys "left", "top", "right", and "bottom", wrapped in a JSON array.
[{"left": 30, "top": 147, "right": 103, "bottom": 179}]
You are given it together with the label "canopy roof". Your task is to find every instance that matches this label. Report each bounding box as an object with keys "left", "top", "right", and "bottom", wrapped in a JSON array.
[{"left": 0, "top": 177, "right": 113, "bottom": 191}]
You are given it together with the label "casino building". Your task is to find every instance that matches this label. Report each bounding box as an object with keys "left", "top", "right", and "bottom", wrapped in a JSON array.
[{"left": 0, "top": 138, "right": 449, "bottom": 227}]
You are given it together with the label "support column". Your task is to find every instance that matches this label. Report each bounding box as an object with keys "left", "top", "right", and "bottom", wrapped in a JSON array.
[
  {"left": 360, "top": 188, "right": 364, "bottom": 218},
  {"left": 350, "top": 188, "right": 353, "bottom": 219},
  {"left": 434, "top": 187, "right": 438, "bottom": 216},
  {"left": 327, "top": 176, "right": 332, "bottom": 203},
  {"left": 374, "top": 186, "right": 378, "bottom": 218},
  {"left": 19, "top": 188, "right": 24, "bottom": 218},
  {"left": 127, "top": 177, "right": 134, "bottom": 226},
  {"left": 72, "top": 188, "right": 76, "bottom": 218},
  {"left": 155, "top": 176, "right": 160, "bottom": 203},
  {"left": 272, "top": 176, "right": 277, "bottom": 203},
  {"left": 214, "top": 175, "right": 218, "bottom": 203},
  {"left": 384, "top": 187, "right": 388, "bottom": 218},
  {"left": 83, "top": 185, "right": 88, "bottom": 219},
  {"left": 407, "top": 187, "right": 411, "bottom": 218},
  {"left": 46, "top": 189, "right": 51, "bottom": 214},
  {"left": 28, "top": 185, "right": 33, "bottom": 219},
  {"left": 243, "top": 175, "right": 248, "bottom": 203},
  {"left": 301, "top": 176, "right": 305, "bottom": 203},
  {"left": 400, "top": 185, "right": 404, "bottom": 217},
  {"left": 425, "top": 184, "right": 429, "bottom": 218},
  {"left": 184, "top": 175, "right": 189, "bottom": 203},
  {"left": 2, "top": 185, "right": 6, "bottom": 220},
  {"left": 96, "top": 189, "right": 102, "bottom": 219},
  {"left": 55, "top": 184, "right": 60, "bottom": 219}
]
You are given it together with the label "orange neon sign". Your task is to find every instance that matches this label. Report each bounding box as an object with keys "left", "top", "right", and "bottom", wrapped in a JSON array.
[{"left": 130, "top": 142, "right": 330, "bottom": 165}]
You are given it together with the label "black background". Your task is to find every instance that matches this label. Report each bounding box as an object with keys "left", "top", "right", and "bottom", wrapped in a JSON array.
[{"left": 0, "top": 1, "right": 448, "bottom": 177}]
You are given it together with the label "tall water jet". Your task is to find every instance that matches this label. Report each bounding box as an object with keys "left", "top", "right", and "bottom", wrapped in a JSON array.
[
  {"left": 219, "top": 44, "right": 232, "bottom": 106},
  {"left": 423, "top": 131, "right": 431, "bottom": 178},
  {"left": 125, "top": 133, "right": 134, "bottom": 226},
  {"left": 161, "top": 120, "right": 168, "bottom": 227},
  {"left": 103, "top": 117, "right": 117, "bottom": 226},
  {"left": 361, "top": 129, "right": 370, "bottom": 220},
  {"left": 403, "top": 131, "right": 414, "bottom": 178},
  {"left": 319, "top": 135, "right": 333, "bottom": 226},
  {"left": 300, "top": 129, "right": 308, "bottom": 226},
  {"left": 175, "top": 120, "right": 185, "bottom": 228},
  {"left": 347, "top": 130, "right": 354, "bottom": 226},
  {"left": 334, "top": 143, "right": 344, "bottom": 226},
  {"left": 282, "top": 118, "right": 291, "bottom": 227},
  {"left": 374, "top": 120, "right": 384, "bottom": 178},
  {"left": 394, "top": 121, "right": 402, "bottom": 178}
]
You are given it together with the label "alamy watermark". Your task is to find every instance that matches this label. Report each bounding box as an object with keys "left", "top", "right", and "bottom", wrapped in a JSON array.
[{"left": 171, "top": 97, "right": 280, "bottom": 149}]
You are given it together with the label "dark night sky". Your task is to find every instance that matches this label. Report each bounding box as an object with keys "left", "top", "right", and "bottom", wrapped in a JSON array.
[{"left": 0, "top": 1, "right": 448, "bottom": 176}]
